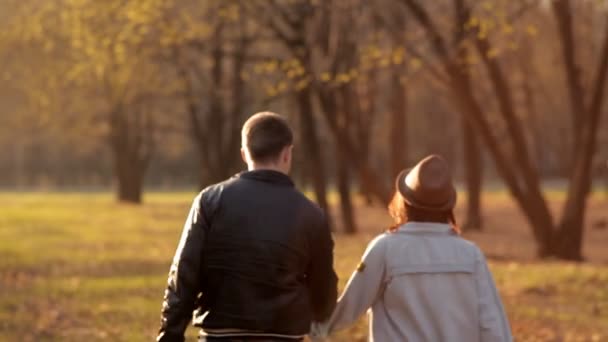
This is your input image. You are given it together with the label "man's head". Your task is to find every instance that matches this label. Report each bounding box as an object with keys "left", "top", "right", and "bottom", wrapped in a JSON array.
[{"left": 241, "top": 112, "right": 294, "bottom": 174}]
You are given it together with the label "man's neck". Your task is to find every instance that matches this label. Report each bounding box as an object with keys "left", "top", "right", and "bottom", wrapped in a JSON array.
[{"left": 248, "top": 164, "right": 287, "bottom": 175}]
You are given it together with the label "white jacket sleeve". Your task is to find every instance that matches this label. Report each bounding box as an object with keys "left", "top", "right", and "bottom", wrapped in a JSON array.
[
  {"left": 320, "top": 234, "right": 388, "bottom": 336},
  {"left": 475, "top": 249, "right": 513, "bottom": 342}
]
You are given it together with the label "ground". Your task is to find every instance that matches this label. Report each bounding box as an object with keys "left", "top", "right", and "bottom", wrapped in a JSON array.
[{"left": 0, "top": 192, "right": 607, "bottom": 341}]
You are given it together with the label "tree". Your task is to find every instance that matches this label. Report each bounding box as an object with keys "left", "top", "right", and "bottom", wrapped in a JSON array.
[
  {"left": 395, "top": 0, "right": 607, "bottom": 259},
  {"left": 16, "top": 0, "right": 178, "bottom": 203},
  {"left": 167, "top": 3, "right": 252, "bottom": 187}
]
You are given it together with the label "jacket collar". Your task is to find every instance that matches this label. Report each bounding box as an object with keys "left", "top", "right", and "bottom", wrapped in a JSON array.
[
  {"left": 238, "top": 169, "right": 295, "bottom": 187},
  {"left": 397, "top": 222, "right": 453, "bottom": 234}
]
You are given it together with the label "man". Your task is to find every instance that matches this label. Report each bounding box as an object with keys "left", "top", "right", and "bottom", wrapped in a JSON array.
[{"left": 157, "top": 112, "right": 338, "bottom": 342}]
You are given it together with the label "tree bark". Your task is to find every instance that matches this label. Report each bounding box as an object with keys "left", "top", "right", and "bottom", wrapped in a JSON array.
[
  {"left": 355, "top": 75, "right": 376, "bottom": 206},
  {"left": 398, "top": 0, "right": 606, "bottom": 259},
  {"left": 390, "top": 72, "right": 408, "bottom": 179},
  {"left": 551, "top": 14, "right": 608, "bottom": 260},
  {"left": 552, "top": 0, "right": 586, "bottom": 152},
  {"left": 474, "top": 35, "right": 556, "bottom": 255},
  {"left": 337, "top": 151, "right": 357, "bottom": 234},
  {"left": 296, "top": 87, "right": 331, "bottom": 219},
  {"left": 462, "top": 115, "right": 483, "bottom": 231},
  {"left": 115, "top": 155, "right": 145, "bottom": 203},
  {"left": 316, "top": 87, "right": 391, "bottom": 203},
  {"left": 109, "top": 109, "right": 151, "bottom": 204},
  {"left": 518, "top": 39, "right": 545, "bottom": 175}
]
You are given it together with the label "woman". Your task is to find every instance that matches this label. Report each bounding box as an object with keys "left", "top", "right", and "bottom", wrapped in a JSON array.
[{"left": 313, "top": 155, "right": 512, "bottom": 341}]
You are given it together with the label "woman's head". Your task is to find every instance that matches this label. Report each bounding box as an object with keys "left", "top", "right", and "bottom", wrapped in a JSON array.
[
  {"left": 389, "top": 155, "right": 459, "bottom": 233},
  {"left": 388, "top": 191, "right": 459, "bottom": 233}
]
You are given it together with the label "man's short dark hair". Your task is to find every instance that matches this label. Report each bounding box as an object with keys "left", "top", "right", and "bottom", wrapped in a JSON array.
[{"left": 242, "top": 112, "right": 293, "bottom": 163}]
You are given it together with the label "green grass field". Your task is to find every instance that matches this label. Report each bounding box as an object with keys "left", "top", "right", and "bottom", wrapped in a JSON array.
[{"left": 0, "top": 192, "right": 607, "bottom": 341}]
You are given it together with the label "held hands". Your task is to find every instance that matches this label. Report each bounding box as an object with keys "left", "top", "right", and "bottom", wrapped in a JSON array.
[{"left": 309, "top": 321, "right": 330, "bottom": 342}]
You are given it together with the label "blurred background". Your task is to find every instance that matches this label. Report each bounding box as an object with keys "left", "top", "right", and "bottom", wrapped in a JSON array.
[{"left": 0, "top": 0, "right": 607, "bottom": 341}]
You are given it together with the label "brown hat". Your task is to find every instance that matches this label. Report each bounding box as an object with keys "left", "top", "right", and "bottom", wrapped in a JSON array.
[{"left": 395, "top": 155, "right": 457, "bottom": 211}]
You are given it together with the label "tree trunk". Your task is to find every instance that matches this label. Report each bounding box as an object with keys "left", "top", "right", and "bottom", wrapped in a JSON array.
[
  {"left": 462, "top": 115, "right": 483, "bottom": 231},
  {"left": 550, "top": 17, "right": 608, "bottom": 260},
  {"left": 549, "top": 7, "right": 608, "bottom": 260},
  {"left": 316, "top": 87, "right": 391, "bottom": 203},
  {"left": 390, "top": 72, "right": 408, "bottom": 179},
  {"left": 452, "top": 4, "right": 483, "bottom": 231},
  {"left": 356, "top": 72, "right": 377, "bottom": 205},
  {"left": 334, "top": 81, "right": 360, "bottom": 233},
  {"left": 110, "top": 123, "right": 147, "bottom": 204},
  {"left": 108, "top": 104, "right": 152, "bottom": 205},
  {"left": 474, "top": 35, "right": 556, "bottom": 256},
  {"left": 337, "top": 151, "right": 357, "bottom": 234},
  {"left": 519, "top": 40, "right": 545, "bottom": 175},
  {"left": 297, "top": 87, "right": 331, "bottom": 219},
  {"left": 401, "top": 0, "right": 605, "bottom": 259},
  {"left": 552, "top": 0, "right": 586, "bottom": 153},
  {"left": 115, "top": 156, "right": 144, "bottom": 204}
]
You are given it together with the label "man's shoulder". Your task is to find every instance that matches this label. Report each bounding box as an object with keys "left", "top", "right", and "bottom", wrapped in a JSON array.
[
  {"left": 199, "top": 174, "right": 240, "bottom": 195},
  {"left": 293, "top": 190, "right": 326, "bottom": 217},
  {"left": 195, "top": 176, "right": 240, "bottom": 210}
]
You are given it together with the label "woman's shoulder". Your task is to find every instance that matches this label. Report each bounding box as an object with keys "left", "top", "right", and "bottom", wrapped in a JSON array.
[{"left": 367, "top": 232, "right": 392, "bottom": 248}]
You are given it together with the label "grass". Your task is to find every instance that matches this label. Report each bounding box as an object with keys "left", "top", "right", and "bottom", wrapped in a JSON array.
[{"left": 0, "top": 192, "right": 607, "bottom": 341}]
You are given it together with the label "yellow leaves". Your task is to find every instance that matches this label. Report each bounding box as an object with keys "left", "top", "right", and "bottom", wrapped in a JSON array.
[
  {"left": 526, "top": 25, "right": 539, "bottom": 37},
  {"left": 508, "top": 41, "right": 519, "bottom": 51},
  {"left": 465, "top": 54, "right": 478, "bottom": 66},
  {"left": 370, "top": 46, "right": 382, "bottom": 59},
  {"left": 2, "top": 71, "right": 11, "bottom": 82},
  {"left": 125, "top": 7, "right": 147, "bottom": 25},
  {"left": 486, "top": 48, "right": 500, "bottom": 59},
  {"left": 294, "top": 77, "right": 310, "bottom": 91},
  {"left": 43, "top": 40, "right": 54, "bottom": 52},
  {"left": 264, "top": 84, "right": 278, "bottom": 97},
  {"left": 392, "top": 47, "right": 405, "bottom": 65},
  {"left": 113, "top": 42, "right": 127, "bottom": 65},
  {"left": 264, "top": 60, "right": 279, "bottom": 73},
  {"left": 315, "top": 68, "right": 360, "bottom": 86},
  {"left": 477, "top": 19, "right": 495, "bottom": 40},
  {"left": 283, "top": 59, "right": 305, "bottom": 79},
  {"left": 276, "top": 81, "right": 288, "bottom": 93},
  {"left": 410, "top": 58, "right": 422, "bottom": 70},
  {"left": 254, "top": 60, "right": 280, "bottom": 74},
  {"left": 218, "top": 4, "right": 240, "bottom": 22},
  {"left": 320, "top": 72, "right": 332, "bottom": 82},
  {"left": 66, "top": 62, "right": 88, "bottom": 83},
  {"left": 95, "top": 64, "right": 105, "bottom": 80},
  {"left": 101, "top": 37, "right": 112, "bottom": 49},
  {"left": 482, "top": 1, "right": 494, "bottom": 11},
  {"left": 335, "top": 73, "right": 351, "bottom": 84},
  {"left": 286, "top": 68, "right": 304, "bottom": 79},
  {"left": 466, "top": 16, "right": 479, "bottom": 29},
  {"left": 281, "top": 59, "right": 297, "bottom": 70},
  {"left": 253, "top": 63, "right": 265, "bottom": 75}
]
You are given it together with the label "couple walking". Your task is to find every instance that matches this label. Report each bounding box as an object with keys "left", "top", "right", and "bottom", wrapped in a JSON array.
[{"left": 157, "top": 112, "right": 512, "bottom": 342}]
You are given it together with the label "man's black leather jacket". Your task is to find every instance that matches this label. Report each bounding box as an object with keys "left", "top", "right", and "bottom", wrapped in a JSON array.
[{"left": 157, "top": 170, "right": 338, "bottom": 341}]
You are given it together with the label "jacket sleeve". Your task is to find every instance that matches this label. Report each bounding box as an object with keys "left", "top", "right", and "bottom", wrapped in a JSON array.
[
  {"left": 157, "top": 193, "right": 207, "bottom": 342},
  {"left": 475, "top": 249, "right": 513, "bottom": 342},
  {"left": 307, "top": 212, "right": 339, "bottom": 322},
  {"left": 322, "top": 235, "right": 387, "bottom": 334}
]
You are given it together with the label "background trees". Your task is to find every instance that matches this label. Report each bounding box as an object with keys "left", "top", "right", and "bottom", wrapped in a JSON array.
[{"left": 1, "top": 0, "right": 606, "bottom": 259}]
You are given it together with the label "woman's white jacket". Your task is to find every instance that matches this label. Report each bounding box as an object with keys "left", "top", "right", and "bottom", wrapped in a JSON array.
[{"left": 314, "top": 222, "right": 512, "bottom": 342}]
